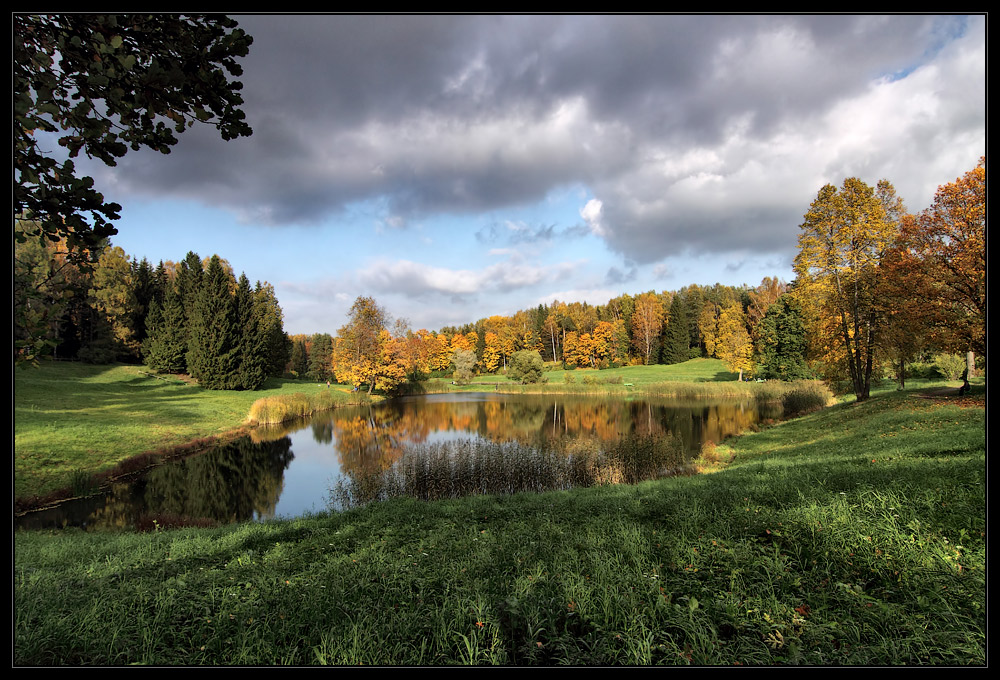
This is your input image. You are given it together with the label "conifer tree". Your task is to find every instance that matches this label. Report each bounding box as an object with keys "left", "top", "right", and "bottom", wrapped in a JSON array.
[
  {"left": 235, "top": 273, "right": 268, "bottom": 390},
  {"left": 188, "top": 255, "right": 240, "bottom": 389},
  {"left": 661, "top": 294, "right": 690, "bottom": 364},
  {"left": 143, "top": 284, "right": 188, "bottom": 373}
]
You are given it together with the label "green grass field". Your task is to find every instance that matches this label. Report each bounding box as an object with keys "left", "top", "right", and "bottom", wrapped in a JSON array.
[
  {"left": 14, "top": 382, "right": 985, "bottom": 665},
  {"left": 14, "top": 363, "right": 369, "bottom": 501}
]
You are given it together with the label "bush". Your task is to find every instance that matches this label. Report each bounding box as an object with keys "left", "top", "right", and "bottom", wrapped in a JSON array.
[
  {"left": 508, "top": 350, "right": 544, "bottom": 384},
  {"left": 933, "top": 353, "right": 966, "bottom": 381},
  {"left": 781, "top": 381, "right": 833, "bottom": 417}
]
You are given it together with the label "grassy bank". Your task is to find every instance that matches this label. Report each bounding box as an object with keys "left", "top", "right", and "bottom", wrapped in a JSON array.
[
  {"left": 14, "top": 362, "right": 370, "bottom": 502},
  {"left": 14, "top": 385, "right": 985, "bottom": 665}
]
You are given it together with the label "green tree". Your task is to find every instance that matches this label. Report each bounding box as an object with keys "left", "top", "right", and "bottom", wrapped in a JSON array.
[
  {"left": 187, "top": 255, "right": 240, "bottom": 389},
  {"left": 235, "top": 273, "right": 268, "bottom": 390},
  {"left": 143, "top": 284, "right": 188, "bottom": 373},
  {"left": 508, "top": 350, "right": 544, "bottom": 384},
  {"left": 308, "top": 334, "right": 334, "bottom": 380},
  {"left": 452, "top": 348, "right": 477, "bottom": 385},
  {"left": 289, "top": 340, "right": 309, "bottom": 377},
  {"left": 14, "top": 15, "right": 253, "bottom": 263},
  {"left": 755, "top": 294, "right": 810, "bottom": 381},
  {"left": 661, "top": 294, "right": 690, "bottom": 364}
]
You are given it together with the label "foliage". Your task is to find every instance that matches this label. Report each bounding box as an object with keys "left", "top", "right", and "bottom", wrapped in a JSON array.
[
  {"left": 932, "top": 353, "right": 967, "bottom": 381},
  {"left": 897, "top": 158, "right": 986, "bottom": 358},
  {"left": 631, "top": 292, "right": 664, "bottom": 365},
  {"left": 715, "top": 304, "right": 753, "bottom": 381},
  {"left": 661, "top": 294, "right": 690, "bottom": 364},
  {"left": 507, "top": 350, "right": 544, "bottom": 384},
  {"left": 452, "top": 348, "right": 477, "bottom": 385},
  {"left": 143, "top": 286, "right": 187, "bottom": 373},
  {"left": 14, "top": 15, "right": 253, "bottom": 264},
  {"left": 755, "top": 294, "right": 810, "bottom": 381},
  {"left": 793, "top": 177, "right": 904, "bottom": 400}
]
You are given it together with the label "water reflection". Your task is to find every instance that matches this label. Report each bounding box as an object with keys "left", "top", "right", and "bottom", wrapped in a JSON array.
[{"left": 16, "top": 393, "right": 780, "bottom": 530}]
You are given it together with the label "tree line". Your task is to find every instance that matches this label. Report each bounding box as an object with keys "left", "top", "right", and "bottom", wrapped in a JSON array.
[
  {"left": 14, "top": 228, "right": 289, "bottom": 391},
  {"left": 290, "top": 159, "right": 983, "bottom": 398}
]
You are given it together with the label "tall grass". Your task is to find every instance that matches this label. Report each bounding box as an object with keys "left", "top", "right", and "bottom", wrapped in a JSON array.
[
  {"left": 245, "top": 390, "right": 370, "bottom": 426},
  {"left": 331, "top": 433, "right": 685, "bottom": 510}
]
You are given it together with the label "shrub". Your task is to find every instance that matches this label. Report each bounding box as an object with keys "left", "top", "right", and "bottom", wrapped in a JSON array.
[
  {"left": 933, "top": 353, "right": 966, "bottom": 381},
  {"left": 781, "top": 381, "right": 833, "bottom": 417},
  {"left": 508, "top": 350, "right": 544, "bottom": 384}
]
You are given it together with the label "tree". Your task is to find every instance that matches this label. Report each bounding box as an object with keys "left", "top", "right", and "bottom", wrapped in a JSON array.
[
  {"left": 143, "top": 284, "right": 187, "bottom": 373},
  {"left": 14, "top": 15, "right": 253, "bottom": 264},
  {"left": 90, "top": 245, "right": 138, "bottom": 360},
  {"left": 235, "top": 273, "right": 268, "bottom": 390},
  {"left": 452, "top": 348, "right": 477, "bottom": 385},
  {"left": 336, "top": 296, "right": 391, "bottom": 395},
  {"left": 793, "top": 178, "right": 904, "bottom": 400},
  {"left": 661, "top": 294, "right": 690, "bottom": 364},
  {"left": 508, "top": 350, "right": 544, "bottom": 384},
  {"left": 187, "top": 255, "right": 240, "bottom": 389},
  {"left": 898, "top": 158, "right": 985, "bottom": 364},
  {"left": 632, "top": 292, "right": 664, "bottom": 365},
  {"left": 716, "top": 304, "right": 753, "bottom": 381},
  {"left": 754, "top": 294, "right": 810, "bottom": 381}
]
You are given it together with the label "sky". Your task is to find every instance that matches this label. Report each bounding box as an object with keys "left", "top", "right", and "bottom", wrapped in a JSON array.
[{"left": 77, "top": 14, "right": 986, "bottom": 336}]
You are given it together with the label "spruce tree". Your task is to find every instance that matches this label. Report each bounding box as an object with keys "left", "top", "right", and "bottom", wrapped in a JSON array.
[
  {"left": 236, "top": 273, "right": 268, "bottom": 390},
  {"left": 144, "top": 284, "right": 188, "bottom": 373},
  {"left": 254, "top": 281, "right": 289, "bottom": 377},
  {"left": 188, "top": 255, "right": 240, "bottom": 389},
  {"left": 661, "top": 294, "right": 690, "bottom": 364}
]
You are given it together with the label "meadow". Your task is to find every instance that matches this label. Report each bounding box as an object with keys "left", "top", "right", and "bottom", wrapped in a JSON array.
[
  {"left": 13, "top": 360, "right": 986, "bottom": 665},
  {"left": 13, "top": 363, "right": 370, "bottom": 504}
]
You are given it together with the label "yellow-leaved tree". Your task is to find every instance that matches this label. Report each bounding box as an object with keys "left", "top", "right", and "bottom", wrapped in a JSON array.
[
  {"left": 715, "top": 303, "right": 753, "bottom": 381},
  {"left": 793, "top": 177, "right": 905, "bottom": 400}
]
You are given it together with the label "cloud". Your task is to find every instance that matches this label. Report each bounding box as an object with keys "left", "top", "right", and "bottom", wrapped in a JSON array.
[
  {"left": 82, "top": 15, "right": 982, "bottom": 266},
  {"left": 358, "top": 256, "right": 581, "bottom": 300}
]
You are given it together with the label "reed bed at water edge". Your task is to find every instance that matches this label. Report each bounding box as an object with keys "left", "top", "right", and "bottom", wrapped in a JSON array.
[
  {"left": 246, "top": 390, "right": 371, "bottom": 426},
  {"left": 331, "top": 433, "right": 686, "bottom": 510}
]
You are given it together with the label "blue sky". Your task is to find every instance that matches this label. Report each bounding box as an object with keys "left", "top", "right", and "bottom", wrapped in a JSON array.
[{"left": 78, "top": 14, "right": 985, "bottom": 336}]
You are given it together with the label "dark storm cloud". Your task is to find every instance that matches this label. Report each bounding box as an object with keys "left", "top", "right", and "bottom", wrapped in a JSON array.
[{"left": 90, "top": 14, "right": 984, "bottom": 259}]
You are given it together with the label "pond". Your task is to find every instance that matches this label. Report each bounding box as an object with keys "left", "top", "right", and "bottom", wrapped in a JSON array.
[{"left": 16, "top": 392, "right": 782, "bottom": 530}]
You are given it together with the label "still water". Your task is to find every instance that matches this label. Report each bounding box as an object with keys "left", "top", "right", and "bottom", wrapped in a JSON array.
[{"left": 17, "top": 393, "right": 780, "bottom": 530}]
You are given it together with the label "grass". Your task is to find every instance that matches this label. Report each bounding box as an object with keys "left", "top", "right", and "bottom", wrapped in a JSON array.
[
  {"left": 14, "top": 362, "right": 371, "bottom": 502},
  {"left": 13, "top": 381, "right": 985, "bottom": 665}
]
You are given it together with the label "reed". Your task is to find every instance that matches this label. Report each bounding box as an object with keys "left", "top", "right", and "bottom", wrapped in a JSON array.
[
  {"left": 246, "top": 391, "right": 371, "bottom": 426},
  {"left": 330, "top": 433, "right": 686, "bottom": 510}
]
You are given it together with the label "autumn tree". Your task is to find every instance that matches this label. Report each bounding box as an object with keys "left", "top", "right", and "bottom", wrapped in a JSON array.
[
  {"left": 632, "top": 292, "right": 664, "bottom": 365},
  {"left": 336, "top": 296, "right": 392, "bottom": 395},
  {"left": 793, "top": 177, "right": 904, "bottom": 400},
  {"left": 716, "top": 304, "right": 753, "bottom": 381},
  {"left": 898, "top": 158, "right": 986, "bottom": 369}
]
